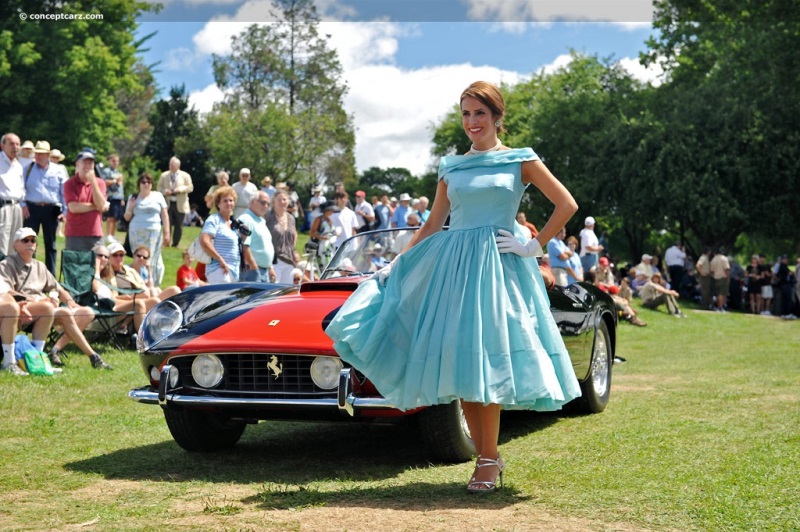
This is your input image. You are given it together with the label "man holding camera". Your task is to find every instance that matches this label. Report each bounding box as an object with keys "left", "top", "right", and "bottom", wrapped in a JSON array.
[{"left": 21, "top": 141, "right": 67, "bottom": 275}]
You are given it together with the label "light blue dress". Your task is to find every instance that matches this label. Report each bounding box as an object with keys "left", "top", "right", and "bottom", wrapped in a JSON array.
[{"left": 325, "top": 148, "right": 581, "bottom": 411}]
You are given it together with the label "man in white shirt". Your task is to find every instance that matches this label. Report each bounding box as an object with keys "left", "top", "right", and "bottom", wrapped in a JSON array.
[
  {"left": 579, "top": 216, "right": 604, "bottom": 273},
  {"left": 231, "top": 167, "right": 257, "bottom": 219},
  {"left": 664, "top": 241, "right": 687, "bottom": 289},
  {"left": 353, "top": 190, "right": 375, "bottom": 232},
  {"left": 331, "top": 191, "right": 358, "bottom": 249},
  {"left": 0, "top": 133, "right": 26, "bottom": 256}
]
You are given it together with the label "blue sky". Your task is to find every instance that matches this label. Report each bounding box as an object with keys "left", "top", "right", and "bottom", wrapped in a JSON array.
[{"left": 137, "top": 1, "right": 660, "bottom": 175}]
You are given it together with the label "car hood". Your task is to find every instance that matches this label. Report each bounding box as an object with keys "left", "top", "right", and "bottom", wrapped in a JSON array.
[{"left": 153, "top": 279, "right": 364, "bottom": 356}]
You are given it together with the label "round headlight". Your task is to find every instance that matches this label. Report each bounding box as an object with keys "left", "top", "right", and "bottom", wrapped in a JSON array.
[
  {"left": 141, "top": 301, "right": 183, "bottom": 350},
  {"left": 150, "top": 365, "right": 180, "bottom": 387},
  {"left": 310, "top": 357, "right": 343, "bottom": 390},
  {"left": 191, "top": 355, "right": 224, "bottom": 388}
]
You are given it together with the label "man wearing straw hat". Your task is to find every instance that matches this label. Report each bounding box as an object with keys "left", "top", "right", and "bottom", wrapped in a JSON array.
[{"left": 21, "top": 141, "right": 67, "bottom": 275}]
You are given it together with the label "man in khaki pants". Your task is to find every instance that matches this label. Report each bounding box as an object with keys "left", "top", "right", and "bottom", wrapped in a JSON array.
[{"left": 158, "top": 156, "right": 193, "bottom": 247}]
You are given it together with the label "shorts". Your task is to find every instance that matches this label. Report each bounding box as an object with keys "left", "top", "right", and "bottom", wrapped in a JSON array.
[
  {"left": 713, "top": 277, "right": 729, "bottom": 298},
  {"left": 761, "top": 285, "right": 774, "bottom": 299},
  {"left": 103, "top": 199, "right": 123, "bottom": 221}
]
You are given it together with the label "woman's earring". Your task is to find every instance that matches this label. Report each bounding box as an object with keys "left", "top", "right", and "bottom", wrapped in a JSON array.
[{"left": 495, "top": 120, "right": 500, "bottom": 127}]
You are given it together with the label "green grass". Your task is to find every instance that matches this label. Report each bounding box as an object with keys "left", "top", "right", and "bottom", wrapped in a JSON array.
[{"left": 4, "top": 245, "right": 799, "bottom": 529}]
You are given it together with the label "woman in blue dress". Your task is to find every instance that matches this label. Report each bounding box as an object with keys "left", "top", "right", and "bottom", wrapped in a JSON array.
[{"left": 325, "top": 81, "right": 581, "bottom": 493}]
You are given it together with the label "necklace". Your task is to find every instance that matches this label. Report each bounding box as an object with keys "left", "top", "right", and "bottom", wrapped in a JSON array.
[{"left": 469, "top": 139, "right": 502, "bottom": 154}]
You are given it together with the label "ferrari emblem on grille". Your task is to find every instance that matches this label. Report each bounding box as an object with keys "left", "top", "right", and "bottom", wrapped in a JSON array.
[
  {"left": 267, "top": 355, "right": 283, "bottom": 379},
  {"left": 268, "top": 320, "right": 280, "bottom": 326}
]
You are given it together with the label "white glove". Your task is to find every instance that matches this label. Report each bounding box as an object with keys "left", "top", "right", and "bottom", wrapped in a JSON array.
[
  {"left": 373, "top": 257, "right": 397, "bottom": 286},
  {"left": 496, "top": 229, "right": 543, "bottom": 258}
]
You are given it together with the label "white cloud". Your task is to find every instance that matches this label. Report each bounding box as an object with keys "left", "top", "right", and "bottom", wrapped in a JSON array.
[
  {"left": 619, "top": 56, "right": 664, "bottom": 86},
  {"left": 344, "top": 64, "right": 523, "bottom": 174},
  {"left": 182, "top": 3, "right": 659, "bottom": 176},
  {"left": 163, "top": 47, "right": 198, "bottom": 71},
  {"left": 189, "top": 83, "right": 226, "bottom": 114}
]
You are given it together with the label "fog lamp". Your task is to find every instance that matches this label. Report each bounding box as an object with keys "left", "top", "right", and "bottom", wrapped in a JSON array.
[
  {"left": 310, "top": 357, "right": 343, "bottom": 390},
  {"left": 191, "top": 355, "right": 224, "bottom": 388}
]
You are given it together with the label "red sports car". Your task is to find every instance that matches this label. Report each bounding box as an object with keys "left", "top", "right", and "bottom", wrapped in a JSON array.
[{"left": 129, "top": 228, "right": 617, "bottom": 462}]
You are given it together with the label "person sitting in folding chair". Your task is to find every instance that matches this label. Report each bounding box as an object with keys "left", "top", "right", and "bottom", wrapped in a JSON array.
[
  {"left": 105, "top": 242, "right": 179, "bottom": 310},
  {"left": 92, "top": 244, "right": 150, "bottom": 331},
  {"left": 0, "top": 228, "right": 112, "bottom": 369}
]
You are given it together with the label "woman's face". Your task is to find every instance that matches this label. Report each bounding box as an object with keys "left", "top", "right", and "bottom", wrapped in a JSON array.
[
  {"left": 110, "top": 250, "right": 126, "bottom": 270},
  {"left": 133, "top": 249, "right": 150, "bottom": 266},
  {"left": 138, "top": 176, "right": 153, "bottom": 191},
  {"left": 217, "top": 174, "right": 229, "bottom": 185},
  {"left": 461, "top": 96, "right": 496, "bottom": 146},
  {"left": 95, "top": 247, "right": 110, "bottom": 268},
  {"left": 217, "top": 194, "right": 235, "bottom": 216},
  {"left": 274, "top": 194, "right": 289, "bottom": 210}
]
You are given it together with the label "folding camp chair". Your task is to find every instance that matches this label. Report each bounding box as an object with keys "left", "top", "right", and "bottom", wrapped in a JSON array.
[{"left": 58, "top": 249, "right": 136, "bottom": 351}]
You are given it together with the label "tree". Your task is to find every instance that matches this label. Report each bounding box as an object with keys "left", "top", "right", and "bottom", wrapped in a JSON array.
[
  {"left": 0, "top": 0, "right": 156, "bottom": 157},
  {"left": 145, "top": 85, "right": 210, "bottom": 210},
  {"left": 645, "top": 0, "right": 800, "bottom": 250},
  {"left": 209, "top": 0, "right": 355, "bottom": 189}
]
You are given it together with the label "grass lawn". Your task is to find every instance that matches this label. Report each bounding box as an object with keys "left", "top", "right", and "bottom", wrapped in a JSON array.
[{"left": 5, "top": 235, "right": 799, "bottom": 530}]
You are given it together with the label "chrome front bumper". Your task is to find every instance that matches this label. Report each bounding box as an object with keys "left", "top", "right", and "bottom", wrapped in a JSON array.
[{"left": 127, "top": 365, "right": 396, "bottom": 417}]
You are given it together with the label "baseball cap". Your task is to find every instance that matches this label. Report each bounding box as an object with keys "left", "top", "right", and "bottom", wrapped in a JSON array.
[
  {"left": 585, "top": 216, "right": 595, "bottom": 226},
  {"left": 75, "top": 150, "right": 96, "bottom": 163},
  {"left": 14, "top": 227, "right": 37, "bottom": 241},
  {"left": 599, "top": 256, "right": 609, "bottom": 266},
  {"left": 355, "top": 190, "right": 366, "bottom": 197},
  {"left": 642, "top": 254, "right": 652, "bottom": 261},
  {"left": 108, "top": 242, "right": 126, "bottom": 255}
]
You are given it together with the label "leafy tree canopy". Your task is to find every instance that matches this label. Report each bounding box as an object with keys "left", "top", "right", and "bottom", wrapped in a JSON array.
[{"left": 0, "top": 0, "right": 156, "bottom": 159}]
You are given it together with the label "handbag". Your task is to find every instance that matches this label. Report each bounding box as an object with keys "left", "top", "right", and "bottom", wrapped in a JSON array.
[{"left": 188, "top": 236, "right": 212, "bottom": 264}]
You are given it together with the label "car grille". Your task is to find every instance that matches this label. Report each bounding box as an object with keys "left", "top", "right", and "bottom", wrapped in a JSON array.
[{"left": 170, "top": 353, "right": 337, "bottom": 399}]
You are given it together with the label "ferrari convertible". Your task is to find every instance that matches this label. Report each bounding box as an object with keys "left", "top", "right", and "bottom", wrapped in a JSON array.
[{"left": 129, "top": 228, "right": 617, "bottom": 462}]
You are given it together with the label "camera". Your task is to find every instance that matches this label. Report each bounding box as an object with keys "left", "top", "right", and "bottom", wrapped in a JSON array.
[{"left": 230, "top": 218, "right": 252, "bottom": 237}]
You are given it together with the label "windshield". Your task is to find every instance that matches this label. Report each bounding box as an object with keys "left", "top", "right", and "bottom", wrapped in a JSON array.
[{"left": 319, "top": 228, "right": 419, "bottom": 280}]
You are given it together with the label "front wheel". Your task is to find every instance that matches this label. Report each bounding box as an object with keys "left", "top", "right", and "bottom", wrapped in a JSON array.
[
  {"left": 417, "top": 400, "right": 475, "bottom": 463},
  {"left": 163, "top": 407, "right": 247, "bottom": 452},
  {"left": 575, "top": 320, "right": 612, "bottom": 414}
]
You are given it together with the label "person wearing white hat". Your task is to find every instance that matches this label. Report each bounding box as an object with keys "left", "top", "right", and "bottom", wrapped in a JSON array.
[
  {"left": 21, "top": 140, "right": 68, "bottom": 275},
  {"left": 63, "top": 149, "right": 108, "bottom": 251},
  {"left": 635, "top": 254, "right": 655, "bottom": 279},
  {"left": 0, "top": 227, "right": 112, "bottom": 369},
  {"left": 232, "top": 167, "right": 257, "bottom": 219},
  {"left": 391, "top": 193, "right": 412, "bottom": 228},
  {"left": 158, "top": 156, "right": 194, "bottom": 247},
  {"left": 0, "top": 133, "right": 27, "bottom": 256},
  {"left": 579, "top": 216, "right": 603, "bottom": 273},
  {"left": 260, "top": 175, "right": 276, "bottom": 200}
]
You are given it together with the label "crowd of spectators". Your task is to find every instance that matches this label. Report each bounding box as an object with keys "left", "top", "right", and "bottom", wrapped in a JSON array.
[
  {"left": 541, "top": 217, "right": 799, "bottom": 324},
  {"left": 3, "top": 129, "right": 797, "bottom": 374}
]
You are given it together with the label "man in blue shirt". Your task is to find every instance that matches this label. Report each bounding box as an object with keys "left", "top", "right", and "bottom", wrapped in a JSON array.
[
  {"left": 546, "top": 227, "right": 573, "bottom": 288},
  {"left": 22, "top": 141, "right": 67, "bottom": 275},
  {"left": 391, "top": 193, "right": 412, "bottom": 228},
  {"left": 238, "top": 191, "right": 276, "bottom": 282},
  {"left": 100, "top": 153, "right": 125, "bottom": 240}
]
